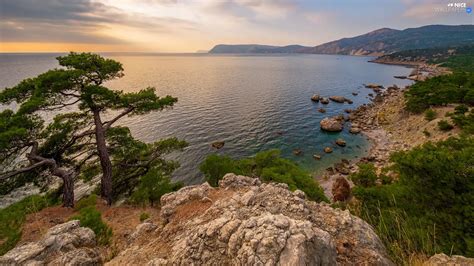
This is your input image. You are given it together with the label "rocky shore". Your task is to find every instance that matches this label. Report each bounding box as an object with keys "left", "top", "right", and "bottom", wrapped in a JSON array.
[{"left": 318, "top": 66, "right": 458, "bottom": 201}]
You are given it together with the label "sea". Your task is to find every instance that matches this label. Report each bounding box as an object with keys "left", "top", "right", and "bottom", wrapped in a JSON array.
[{"left": 0, "top": 53, "right": 413, "bottom": 184}]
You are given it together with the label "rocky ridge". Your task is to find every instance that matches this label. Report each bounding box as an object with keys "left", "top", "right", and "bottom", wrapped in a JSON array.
[
  {"left": 109, "top": 173, "right": 393, "bottom": 265},
  {"left": 0, "top": 220, "right": 101, "bottom": 265}
]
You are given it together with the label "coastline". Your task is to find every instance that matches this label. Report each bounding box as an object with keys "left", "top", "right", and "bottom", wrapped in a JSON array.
[{"left": 317, "top": 61, "right": 455, "bottom": 199}]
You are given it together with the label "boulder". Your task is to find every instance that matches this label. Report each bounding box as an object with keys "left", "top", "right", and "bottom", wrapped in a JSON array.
[
  {"left": 211, "top": 141, "right": 225, "bottom": 149},
  {"left": 394, "top": 75, "right": 406, "bottom": 79},
  {"left": 332, "top": 177, "right": 351, "bottom": 202},
  {"left": 293, "top": 149, "right": 302, "bottom": 156},
  {"left": 111, "top": 174, "right": 393, "bottom": 265},
  {"left": 349, "top": 127, "right": 361, "bottom": 134},
  {"left": 365, "top": 83, "right": 383, "bottom": 89},
  {"left": 320, "top": 117, "right": 344, "bottom": 132},
  {"left": 320, "top": 98, "right": 330, "bottom": 104},
  {"left": 324, "top": 147, "right": 333, "bottom": 153},
  {"left": 335, "top": 139, "right": 346, "bottom": 147},
  {"left": 313, "top": 154, "right": 321, "bottom": 160},
  {"left": 425, "top": 253, "right": 474, "bottom": 265},
  {"left": 311, "top": 94, "right": 321, "bottom": 102},
  {"left": 329, "top": 96, "right": 346, "bottom": 103},
  {"left": 0, "top": 220, "right": 100, "bottom": 265},
  {"left": 345, "top": 99, "right": 353, "bottom": 104}
]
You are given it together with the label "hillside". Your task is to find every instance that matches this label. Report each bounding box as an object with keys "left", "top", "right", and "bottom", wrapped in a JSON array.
[
  {"left": 372, "top": 45, "right": 474, "bottom": 72},
  {"left": 209, "top": 44, "right": 311, "bottom": 53},
  {"left": 209, "top": 25, "right": 474, "bottom": 55}
]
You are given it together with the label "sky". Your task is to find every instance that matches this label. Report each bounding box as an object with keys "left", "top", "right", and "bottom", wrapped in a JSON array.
[{"left": 0, "top": 0, "right": 473, "bottom": 53}]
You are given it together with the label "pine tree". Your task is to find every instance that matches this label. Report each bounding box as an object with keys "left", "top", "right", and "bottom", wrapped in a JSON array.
[{"left": 0, "top": 52, "right": 185, "bottom": 206}]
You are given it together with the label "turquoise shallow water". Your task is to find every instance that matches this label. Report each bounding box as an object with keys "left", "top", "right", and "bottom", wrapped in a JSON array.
[{"left": 0, "top": 53, "right": 412, "bottom": 184}]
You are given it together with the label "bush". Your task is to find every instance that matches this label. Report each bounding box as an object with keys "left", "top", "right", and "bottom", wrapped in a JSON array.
[
  {"left": 71, "top": 206, "right": 112, "bottom": 245},
  {"left": 75, "top": 194, "right": 97, "bottom": 210},
  {"left": 200, "top": 150, "right": 328, "bottom": 202},
  {"left": 452, "top": 109, "right": 474, "bottom": 134},
  {"left": 455, "top": 104, "right": 469, "bottom": 115},
  {"left": 352, "top": 137, "right": 474, "bottom": 262},
  {"left": 349, "top": 163, "right": 377, "bottom": 188},
  {"left": 424, "top": 109, "right": 437, "bottom": 121},
  {"left": 438, "top": 120, "right": 454, "bottom": 131},
  {"left": 200, "top": 154, "right": 236, "bottom": 187},
  {"left": 130, "top": 170, "right": 182, "bottom": 207},
  {"left": 139, "top": 212, "right": 150, "bottom": 222},
  {"left": 0, "top": 195, "right": 55, "bottom": 255}
]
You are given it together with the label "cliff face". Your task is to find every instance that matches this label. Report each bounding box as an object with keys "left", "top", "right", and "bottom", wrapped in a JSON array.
[{"left": 109, "top": 173, "right": 392, "bottom": 265}]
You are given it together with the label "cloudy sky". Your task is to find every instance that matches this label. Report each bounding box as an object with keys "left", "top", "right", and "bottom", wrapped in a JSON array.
[{"left": 0, "top": 0, "right": 472, "bottom": 52}]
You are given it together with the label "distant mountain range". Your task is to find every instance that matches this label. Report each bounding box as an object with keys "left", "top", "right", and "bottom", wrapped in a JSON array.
[
  {"left": 209, "top": 44, "right": 311, "bottom": 54},
  {"left": 208, "top": 25, "right": 474, "bottom": 56}
]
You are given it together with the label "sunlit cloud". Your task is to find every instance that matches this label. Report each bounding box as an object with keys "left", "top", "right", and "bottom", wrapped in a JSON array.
[{"left": 0, "top": 0, "right": 470, "bottom": 52}]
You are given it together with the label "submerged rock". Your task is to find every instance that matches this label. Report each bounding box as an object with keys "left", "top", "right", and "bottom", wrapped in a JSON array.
[
  {"left": 324, "top": 147, "right": 333, "bottom": 153},
  {"left": 318, "top": 108, "right": 326, "bottom": 113},
  {"left": 211, "top": 141, "right": 225, "bottom": 149},
  {"left": 320, "top": 98, "right": 330, "bottom": 104},
  {"left": 293, "top": 149, "right": 303, "bottom": 156},
  {"left": 313, "top": 154, "right": 321, "bottom": 160},
  {"left": 111, "top": 174, "right": 393, "bottom": 265},
  {"left": 335, "top": 138, "right": 346, "bottom": 147}
]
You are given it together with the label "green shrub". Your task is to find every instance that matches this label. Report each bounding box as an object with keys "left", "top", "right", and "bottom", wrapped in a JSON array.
[
  {"left": 452, "top": 109, "right": 474, "bottom": 134},
  {"left": 130, "top": 170, "right": 183, "bottom": 207},
  {"left": 424, "top": 109, "right": 437, "bottom": 121},
  {"left": 352, "top": 137, "right": 474, "bottom": 263},
  {"left": 74, "top": 194, "right": 97, "bottom": 210},
  {"left": 0, "top": 195, "right": 55, "bottom": 255},
  {"left": 200, "top": 154, "right": 236, "bottom": 187},
  {"left": 349, "top": 163, "right": 377, "bottom": 188},
  {"left": 71, "top": 206, "right": 112, "bottom": 245},
  {"left": 455, "top": 104, "right": 469, "bottom": 115},
  {"left": 200, "top": 150, "right": 328, "bottom": 202},
  {"left": 139, "top": 212, "right": 150, "bottom": 222},
  {"left": 438, "top": 120, "right": 454, "bottom": 131}
]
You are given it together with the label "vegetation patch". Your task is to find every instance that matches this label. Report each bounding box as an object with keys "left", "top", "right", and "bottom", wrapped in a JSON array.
[
  {"left": 0, "top": 194, "right": 57, "bottom": 255},
  {"left": 200, "top": 150, "right": 328, "bottom": 203},
  {"left": 71, "top": 194, "right": 112, "bottom": 245},
  {"left": 350, "top": 137, "right": 474, "bottom": 264},
  {"left": 405, "top": 72, "right": 474, "bottom": 113}
]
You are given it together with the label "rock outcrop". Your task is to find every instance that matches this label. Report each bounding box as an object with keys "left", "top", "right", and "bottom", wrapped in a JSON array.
[
  {"left": 425, "top": 253, "right": 474, "bottom": 265},
  {"left": 110, "top": 174, "right": 393, "bottom": 265},
  {"left": 0, "top": 220, "right": 101, "bottom": 266}
]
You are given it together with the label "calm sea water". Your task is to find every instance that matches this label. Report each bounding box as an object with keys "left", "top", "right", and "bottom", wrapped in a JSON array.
[{"left": 0, "top": 53, "right": 412, "bottom": 184}]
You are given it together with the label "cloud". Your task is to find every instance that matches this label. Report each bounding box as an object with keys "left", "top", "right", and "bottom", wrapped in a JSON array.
[{"left": 0, "top": 0, "right": 197, "bottom": 44}]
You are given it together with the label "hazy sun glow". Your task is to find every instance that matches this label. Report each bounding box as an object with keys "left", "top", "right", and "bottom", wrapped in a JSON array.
[{"left": 1, "top": 0, "right": 472, "bottom": 53}]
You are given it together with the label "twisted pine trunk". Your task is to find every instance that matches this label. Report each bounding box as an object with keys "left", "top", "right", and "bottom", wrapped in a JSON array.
[
  {"left": 24, "top": 142, "right": 75, "bottom": 207},
  {"left": 93, "top": 109, "right": 113, "bottom": 205}
]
